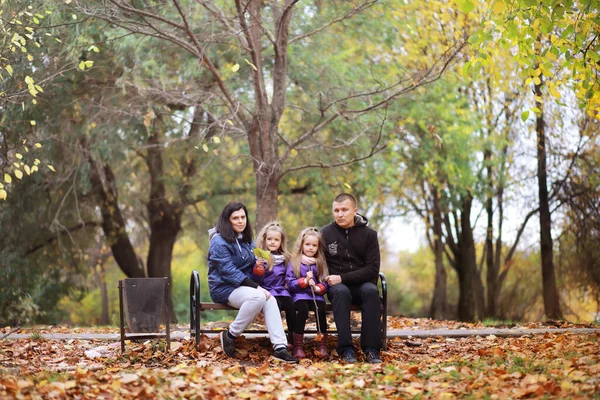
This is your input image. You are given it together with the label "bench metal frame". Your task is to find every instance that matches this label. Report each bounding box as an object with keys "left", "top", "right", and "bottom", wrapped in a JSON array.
[{"left": 189, "top": 270, "right": 387, "bottom": 350}]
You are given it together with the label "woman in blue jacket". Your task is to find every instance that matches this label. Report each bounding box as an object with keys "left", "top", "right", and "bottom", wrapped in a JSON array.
[{"left": 207, "top": 202, "right": 298, "bottom": 363}]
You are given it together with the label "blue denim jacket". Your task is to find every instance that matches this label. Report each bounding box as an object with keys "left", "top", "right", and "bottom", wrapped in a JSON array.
[{"left": 207, "top": 233, "right": 256, "bottom": 304}]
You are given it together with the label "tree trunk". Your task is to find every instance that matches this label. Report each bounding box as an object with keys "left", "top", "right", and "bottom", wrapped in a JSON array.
[
  {"left": 255, "top": 171, "right": 280, "bottom": 229},
  {"left": 146, "top": 206, "right": 181, "bottom": 323},
  {"left": 429, "top": 186, "right": 448, "bottom": 320},
  {"left": 534, "top": 78, "right": 562, "bottom": 320},
  {"left": 248, "top": 112, "right": 282, "bottom": 228},
  {"left": 485, "top": 149, "right": 499, "bottom": 318},
  {"left": 241, "top": 0, "right": 294, "bottom": 229},
  {"left": 95, "top": 264, "right": 109, "bottom": 325},
  {"left": 88, "top": 157, "right": 144, "bottom": 278},
  {"left": 457, "top": 194, "right": 476, "bottom": 322},
  {"left": 491, "top": 175, "right": 505, "bottom": 317},
  {"left": 473, "top": 269, "right": 486, "bottom": 320},
  {"left": 145, "top": 119, "right": 184, "bottom": 322}
]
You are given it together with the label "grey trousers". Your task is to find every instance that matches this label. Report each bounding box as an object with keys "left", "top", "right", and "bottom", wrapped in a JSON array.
[{"left": 227, "top": 286, "right": 287, "bottom": 348}]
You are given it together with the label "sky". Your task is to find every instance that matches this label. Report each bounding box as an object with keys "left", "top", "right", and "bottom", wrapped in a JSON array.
[{"left": 379, "top": 204, "right": 543, "bottom": 269}]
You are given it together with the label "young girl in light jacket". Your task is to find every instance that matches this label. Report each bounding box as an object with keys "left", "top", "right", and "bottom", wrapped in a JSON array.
[
  {"left": 286, "top": 227, "right": 329, "bottom": 359},
  {"left": 252, "top": 221, "right": 296, "bottom": 345}
]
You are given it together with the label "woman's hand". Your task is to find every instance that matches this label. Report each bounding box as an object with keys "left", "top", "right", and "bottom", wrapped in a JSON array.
[{"left": 258, "top": 286, "right": 271, "bottom": 300}]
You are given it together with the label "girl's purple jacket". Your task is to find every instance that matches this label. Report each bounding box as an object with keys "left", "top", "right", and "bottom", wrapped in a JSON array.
[
  {"left": 252, "top": 261, "right": 291, "bottom": 297},
  {"left": 286, "top": 262, "right": 328, "bottom": 302}
]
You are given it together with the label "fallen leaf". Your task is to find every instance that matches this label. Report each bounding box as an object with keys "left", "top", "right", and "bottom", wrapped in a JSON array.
[{"left": 119, "top": 373, "right": 139, "bottom": 384}]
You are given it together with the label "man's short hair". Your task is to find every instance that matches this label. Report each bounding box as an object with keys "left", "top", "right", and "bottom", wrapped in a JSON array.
[{"left": 333, "top": 193, "right": 357, "bottom": 207}]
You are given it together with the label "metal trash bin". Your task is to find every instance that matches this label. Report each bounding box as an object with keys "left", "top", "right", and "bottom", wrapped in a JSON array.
[{"left": 119, "top": 277, "right": 170, "bottom": 353}]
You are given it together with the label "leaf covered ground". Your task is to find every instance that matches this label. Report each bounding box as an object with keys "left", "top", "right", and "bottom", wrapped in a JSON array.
[{"left": 1, "top": 318, "right": 599, "bottom": 399}]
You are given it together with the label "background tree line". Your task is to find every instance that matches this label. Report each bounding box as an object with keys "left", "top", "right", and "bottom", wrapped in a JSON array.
[{"left": 1, "top": 0, "right": 598, "bottom": 326}]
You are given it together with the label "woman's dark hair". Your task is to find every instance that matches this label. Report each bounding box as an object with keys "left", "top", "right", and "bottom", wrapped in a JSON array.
[{"left": 216, "top": 202, "right": 253, "bottom": 243}]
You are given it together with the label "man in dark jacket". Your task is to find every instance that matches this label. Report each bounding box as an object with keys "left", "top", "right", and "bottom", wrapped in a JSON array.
[{"left": 321, "top": 193, "right": 382, "bottom": 364}]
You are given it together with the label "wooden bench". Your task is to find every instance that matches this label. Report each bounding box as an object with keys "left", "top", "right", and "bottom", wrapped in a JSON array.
[{"left": 189, "top": 270, "right": 387, "bottom": 350}]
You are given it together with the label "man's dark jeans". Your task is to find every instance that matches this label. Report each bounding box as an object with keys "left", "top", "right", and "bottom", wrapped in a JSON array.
[{"left": 327, "top": 282, "right": 381, "bottom": 354}]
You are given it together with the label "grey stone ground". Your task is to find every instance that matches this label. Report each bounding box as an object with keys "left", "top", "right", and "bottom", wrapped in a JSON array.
[{"left": 3, "top": 327, "right": 599, "bottom": 341}]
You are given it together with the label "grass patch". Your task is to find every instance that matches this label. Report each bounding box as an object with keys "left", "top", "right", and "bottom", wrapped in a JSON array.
[
  {"left": 448, "top": 369, "right": 462, "bottom": 381},
  {"left": 35, "top": 371, "right": 70, "bottom": 383},
  {"left": 481, "top": 318, "right": 516, "bottom": 327},
  {"left": 416, "top": 369, "right": 434, "bottom": 380},
  {"left": 505, "top": 354, "right": 549, "bottom": 375},
  {"left": 510, "top": 356, "right": 526, "bottom": 368},
  {"left": 561, "top": 350, "right": 584, "bottom": 359}
]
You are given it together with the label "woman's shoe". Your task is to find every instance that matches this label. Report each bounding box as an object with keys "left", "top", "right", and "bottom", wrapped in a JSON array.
[
  {"left": 273, "top": 347, "right": 299, "bottom": 363},
  {"left": 220, "top": 330, "right": 236, "bottom": 357}
]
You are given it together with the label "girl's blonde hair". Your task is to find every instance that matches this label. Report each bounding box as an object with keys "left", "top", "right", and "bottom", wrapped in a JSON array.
[
  {"left": 255, "top": 220, "right": 291, "bottom": 271},
  {"left": 290, "top": 227, "right": 328, "bottom": 280}
]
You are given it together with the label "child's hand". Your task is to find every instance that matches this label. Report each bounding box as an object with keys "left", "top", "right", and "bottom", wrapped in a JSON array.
[
  {"left": 306, "top": 271, "right": 313, "bottom": 280},
  {"left": 253, "top": 259, "right": 266, "bottom": 276},
  {"left": 298, "top": 277, "right": 310, "bottom": 289},
  {"left": 314, "top": 283, "right": 326, "bottom": 294}
]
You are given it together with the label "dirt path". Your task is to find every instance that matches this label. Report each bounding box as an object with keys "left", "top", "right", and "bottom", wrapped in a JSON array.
[{"left": 3, "top": 327, "right": 599, "bottom": 341}]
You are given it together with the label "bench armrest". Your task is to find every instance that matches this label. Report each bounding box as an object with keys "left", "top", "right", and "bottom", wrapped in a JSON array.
[{"left": 378, "top": 271, "right": 387, "bottom": 301}]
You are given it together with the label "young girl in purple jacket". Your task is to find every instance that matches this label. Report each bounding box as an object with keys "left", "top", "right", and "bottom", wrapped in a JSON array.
[
  {"left": 286, "top": 227, "right": 329, "bottom": 359},
  {"left": 252, "top": 221, "right": 296, "bottom": 346}
]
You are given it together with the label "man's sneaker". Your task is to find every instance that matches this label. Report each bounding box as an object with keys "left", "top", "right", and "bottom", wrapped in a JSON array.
[
  {"left": 341, "top": 348, "right": 357, "bottom": 363},
  {"left": 220, "top": 330, "right": 236, "bottom": 357},
  {"left": 364, "top": 348, "right": 382, "bottom": 364},
  {"left": 273, "top": 347, "right": 299, "bottom": 363}
]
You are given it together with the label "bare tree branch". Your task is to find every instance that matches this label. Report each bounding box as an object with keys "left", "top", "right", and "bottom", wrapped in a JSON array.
[
  {"left": 107, "top": 0, "right": 186, "bottom": 30},
  {"left": 198, "top": 0, "right": 250, "bottom": 50},
  {"left": 280, "top": 107, "right": 387, "bottom": 177},
  {"left": 81, "top": 2, "right": 247, "bottom": 126},
  {"left": 25, "top": 221, "right": 101, "bottom": 256},
  {"left": 289, "top": 1, "right": 378, "bottom": 44}
]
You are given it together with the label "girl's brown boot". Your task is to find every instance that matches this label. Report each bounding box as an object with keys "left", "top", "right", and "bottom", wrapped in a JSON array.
[
  {"left": 316, "top": 334, "right": 328, "bottom": 359},
  {"left": 292, "top": 333, "right": 306, "bottom": 359}
]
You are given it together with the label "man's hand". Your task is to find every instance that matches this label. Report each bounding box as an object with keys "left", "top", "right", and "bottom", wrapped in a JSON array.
[{"left": 325, "top": 275, "right": 342, "bottom": 286}]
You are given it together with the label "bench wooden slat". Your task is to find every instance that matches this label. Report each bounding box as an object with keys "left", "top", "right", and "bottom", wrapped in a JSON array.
[
  {"left": 190, "top": 271, "right": 388, "bottom": 350},
  {"left": 196, "top": 329, "right": 362, "bottom": 334},
  {"left": 200, "top": 302, "right": 379, "bottom": 312},
  {"left": 124, "top": 332, "right": 169, "bottom": 339}
]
